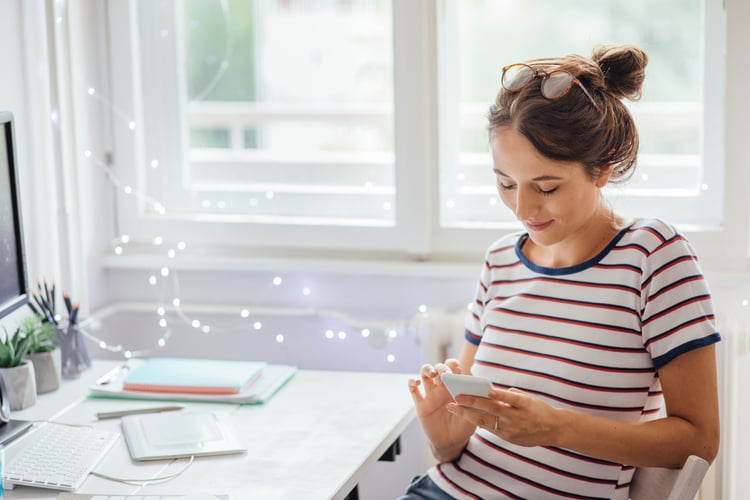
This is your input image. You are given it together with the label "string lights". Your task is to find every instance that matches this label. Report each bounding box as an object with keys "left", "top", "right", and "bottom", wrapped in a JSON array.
[
  {"left": 79, "top": 139, "right": 425, "bottom": 362},
  {"left": 60, "top": 0, "right": 437, "bottom": 364}
]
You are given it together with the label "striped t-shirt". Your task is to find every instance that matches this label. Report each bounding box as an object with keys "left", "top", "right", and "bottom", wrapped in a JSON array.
[{"left": 427, "top": 218, "right": 720, "bottom": 500}]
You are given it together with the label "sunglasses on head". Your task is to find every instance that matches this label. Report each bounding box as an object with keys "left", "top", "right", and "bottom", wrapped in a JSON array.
[{"left": 501, "top": 63, "right": 599, "bottom": 110}]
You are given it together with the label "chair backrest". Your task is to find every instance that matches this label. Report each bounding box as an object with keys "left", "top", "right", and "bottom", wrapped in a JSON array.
[{"left": 630, "top": 455, "right": 710, "bottom": 500}]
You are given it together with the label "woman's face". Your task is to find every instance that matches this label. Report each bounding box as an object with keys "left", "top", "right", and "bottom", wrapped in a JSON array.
[{"left": 490, "top": 127, "right": 610, "bottom": 249}]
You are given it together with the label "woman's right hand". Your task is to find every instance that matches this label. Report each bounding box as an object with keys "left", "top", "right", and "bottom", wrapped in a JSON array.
[{"left": 408, "top": 359, "right": 477, "bottom": 461}]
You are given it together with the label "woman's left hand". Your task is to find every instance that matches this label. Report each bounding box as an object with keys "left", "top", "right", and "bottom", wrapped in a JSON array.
[{"left": 448, "top": 388, "right": 559, "bottom": 447}]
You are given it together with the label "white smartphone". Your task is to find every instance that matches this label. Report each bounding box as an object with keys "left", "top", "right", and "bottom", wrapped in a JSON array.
[{"left": 440, "top": 372, "right": 493, "bottom": 400}]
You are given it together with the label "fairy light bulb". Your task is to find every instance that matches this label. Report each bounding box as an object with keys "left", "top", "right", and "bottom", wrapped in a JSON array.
[
  {"left": 253, "top": 322, "right": 262, "bottom": 330},
  {"left": 325, "top": 329, "right": 334, "bottom": 339},
  {"left": 275, "top": 334, "right": 284, "bottom": 343},
  {"left": 361, "top": 328, "right": 370, "bottom": 338},
  {"left": 240, "top": 309, "right": 249, "bottom": 318}
]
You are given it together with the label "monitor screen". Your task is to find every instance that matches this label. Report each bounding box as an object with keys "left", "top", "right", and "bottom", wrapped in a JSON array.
[{"left": 0, "top": 111, "right": 28, "bottom": 320}]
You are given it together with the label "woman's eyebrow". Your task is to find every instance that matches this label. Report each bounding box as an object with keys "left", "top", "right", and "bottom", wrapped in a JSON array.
[{"left": 493, "top": 168, "right": 563, "bottom": 181}]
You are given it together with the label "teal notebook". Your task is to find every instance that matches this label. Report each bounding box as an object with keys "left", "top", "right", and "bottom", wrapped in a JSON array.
[{"left": 122, "top": 357, "right": 266, "bottom": 395}]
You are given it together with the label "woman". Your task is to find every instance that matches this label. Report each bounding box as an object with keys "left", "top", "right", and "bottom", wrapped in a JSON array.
[{"left": 403, "top": 45, "right": 720, "bottom": 499}]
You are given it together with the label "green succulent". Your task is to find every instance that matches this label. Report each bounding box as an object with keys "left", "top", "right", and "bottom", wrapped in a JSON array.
[
  {"left": 20, "top": 315, "right": 57, "bottom": 354},
  {"left": 0, "top": 325, "right": 33, "bottom": 368}
]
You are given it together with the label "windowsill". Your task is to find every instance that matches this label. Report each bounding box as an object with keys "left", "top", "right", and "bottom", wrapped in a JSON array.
[{"left": 100, "top": 245, "right": 483, "bottom": 279}]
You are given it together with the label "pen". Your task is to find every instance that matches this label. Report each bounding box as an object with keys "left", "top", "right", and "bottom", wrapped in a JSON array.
[{"left": 96, "top": 404, "right": 185, "bottom": 420}]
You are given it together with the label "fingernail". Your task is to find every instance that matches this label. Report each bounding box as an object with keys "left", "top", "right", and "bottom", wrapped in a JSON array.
[{"left": 446, "top": 403, "right": 457, "bottom": 413}]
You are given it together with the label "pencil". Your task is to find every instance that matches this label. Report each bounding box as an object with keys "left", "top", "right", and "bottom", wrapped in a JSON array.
[
  {"left": 27, "top": 298, "right": 44, "bottom": 320},
  {"left": 70, "top": 303, "right": 79, "bottom": 325},
  {"left": 63, "top": 292, "right": 72, "bottom": 316},
  {"left": 43, "top": 280, "right": 52, "bottom": 311}
]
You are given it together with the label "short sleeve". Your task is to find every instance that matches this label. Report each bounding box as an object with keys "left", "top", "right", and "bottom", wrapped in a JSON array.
[
  {"left": 640, "top": 230, "right": 721, "bottom": 369},
  {"left": 464, "top": 252, "right": 491, "bottom": 346}
]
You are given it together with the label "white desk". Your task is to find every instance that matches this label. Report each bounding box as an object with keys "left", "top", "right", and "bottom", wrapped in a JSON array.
[{"left": 4, "top": 360, "right": 416, "bottom": 500}]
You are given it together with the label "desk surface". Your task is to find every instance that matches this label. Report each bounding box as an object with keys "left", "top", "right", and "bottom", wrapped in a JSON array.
[{"left": 5, "top": 360, "right": 416, "bottom": 500}]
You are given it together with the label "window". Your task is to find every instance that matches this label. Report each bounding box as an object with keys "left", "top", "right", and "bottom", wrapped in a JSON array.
[
  {"left": 137, "top": 0, "right": 394, "bottom": 227},
  {"left": 439, "top": 0, "right": 724, "bottom": 231},
  {"left": 109, "top": 0, "right": 724, "bottom": 258}
]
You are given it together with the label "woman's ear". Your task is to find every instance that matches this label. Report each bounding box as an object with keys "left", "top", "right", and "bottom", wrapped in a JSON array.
[{"left": 595, "top": 164, "right": 615, "bottom": 188}]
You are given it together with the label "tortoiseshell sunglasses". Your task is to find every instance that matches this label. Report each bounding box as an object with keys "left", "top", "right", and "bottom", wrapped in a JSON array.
[{"left": 501, "top": 63, "right": 599, "bottom": 110}]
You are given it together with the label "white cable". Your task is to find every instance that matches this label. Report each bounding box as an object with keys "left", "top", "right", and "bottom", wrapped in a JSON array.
[{"left": 90, "top": 455, "right": 195, "bottom": 485}]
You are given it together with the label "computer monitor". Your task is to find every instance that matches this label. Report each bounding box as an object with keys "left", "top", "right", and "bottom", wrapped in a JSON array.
[
  {"left": 0, "top": 110, "right": 34, "bottom": 440},
  {"left": 0, "top": 110, "right": 28, "bottom": 321}
]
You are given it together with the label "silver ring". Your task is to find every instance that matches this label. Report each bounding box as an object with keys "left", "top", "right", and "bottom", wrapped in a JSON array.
[{"left": 492, "top": 416, "right": 499, "bottom": 433}]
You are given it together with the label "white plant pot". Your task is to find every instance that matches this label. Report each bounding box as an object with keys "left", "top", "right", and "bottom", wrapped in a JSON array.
[
  {"left": 0, "top": 361, "right": 37, "bottom": 410},
  {"left": 27, "top": 348, "right": 62, "bottom": 394}
]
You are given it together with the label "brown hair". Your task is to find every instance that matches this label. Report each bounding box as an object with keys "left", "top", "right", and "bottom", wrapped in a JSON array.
[{"left": 487, "top": 44, "right": 648, "bottom": 182}]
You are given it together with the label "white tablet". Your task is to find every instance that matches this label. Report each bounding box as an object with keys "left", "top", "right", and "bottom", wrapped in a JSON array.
[{"left": 121, "top": 411, "right": 246, "bottom": 461}]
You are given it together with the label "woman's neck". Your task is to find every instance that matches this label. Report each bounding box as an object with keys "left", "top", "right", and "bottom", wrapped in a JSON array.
[{"left": 522, "top": 212, "right": 626, "bottom": 269}]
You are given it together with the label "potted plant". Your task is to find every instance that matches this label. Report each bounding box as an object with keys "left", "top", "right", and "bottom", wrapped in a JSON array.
[
  {"left": 21, "top": 315, "right": 61, "bottom": 394},
  {"left": 0, "top": 324, "right": 37, "bottom": 410}
]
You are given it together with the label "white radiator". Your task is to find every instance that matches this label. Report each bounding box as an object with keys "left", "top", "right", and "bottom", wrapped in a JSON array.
[{"left": 414, "top": 307, "right": 468, "bottom": 365}]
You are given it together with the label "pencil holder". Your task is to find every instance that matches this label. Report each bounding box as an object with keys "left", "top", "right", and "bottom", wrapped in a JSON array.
[{"left": 56, "top": 323, "right": 91, "bottom": 379}]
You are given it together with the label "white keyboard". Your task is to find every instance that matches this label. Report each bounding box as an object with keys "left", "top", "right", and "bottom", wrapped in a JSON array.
[{"left": 3, "top": 423, "right": 119, "bottom": 491}]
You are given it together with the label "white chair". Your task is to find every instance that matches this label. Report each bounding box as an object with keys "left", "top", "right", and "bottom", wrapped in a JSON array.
[{"left": 630, "top": 455, "right": 710, "bottom": 500}]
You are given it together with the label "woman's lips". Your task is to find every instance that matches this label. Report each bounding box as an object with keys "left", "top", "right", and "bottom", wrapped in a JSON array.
[{"left": 524, "top": 220, "right": 552, "bottom": 232}]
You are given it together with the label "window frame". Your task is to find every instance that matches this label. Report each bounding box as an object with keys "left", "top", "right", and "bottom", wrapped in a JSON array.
[{"left": 106, "top": 0, "right": 734, "bottom": 266}]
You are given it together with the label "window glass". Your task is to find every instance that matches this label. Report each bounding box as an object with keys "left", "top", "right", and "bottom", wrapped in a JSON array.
[{"left": 137, "top": 0, "right": 395, "bottom": 226}]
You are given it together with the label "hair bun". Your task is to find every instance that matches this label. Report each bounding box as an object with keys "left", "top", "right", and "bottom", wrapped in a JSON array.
[{"left": 593, "top": 44, "right": 648, "bottom": 100}]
